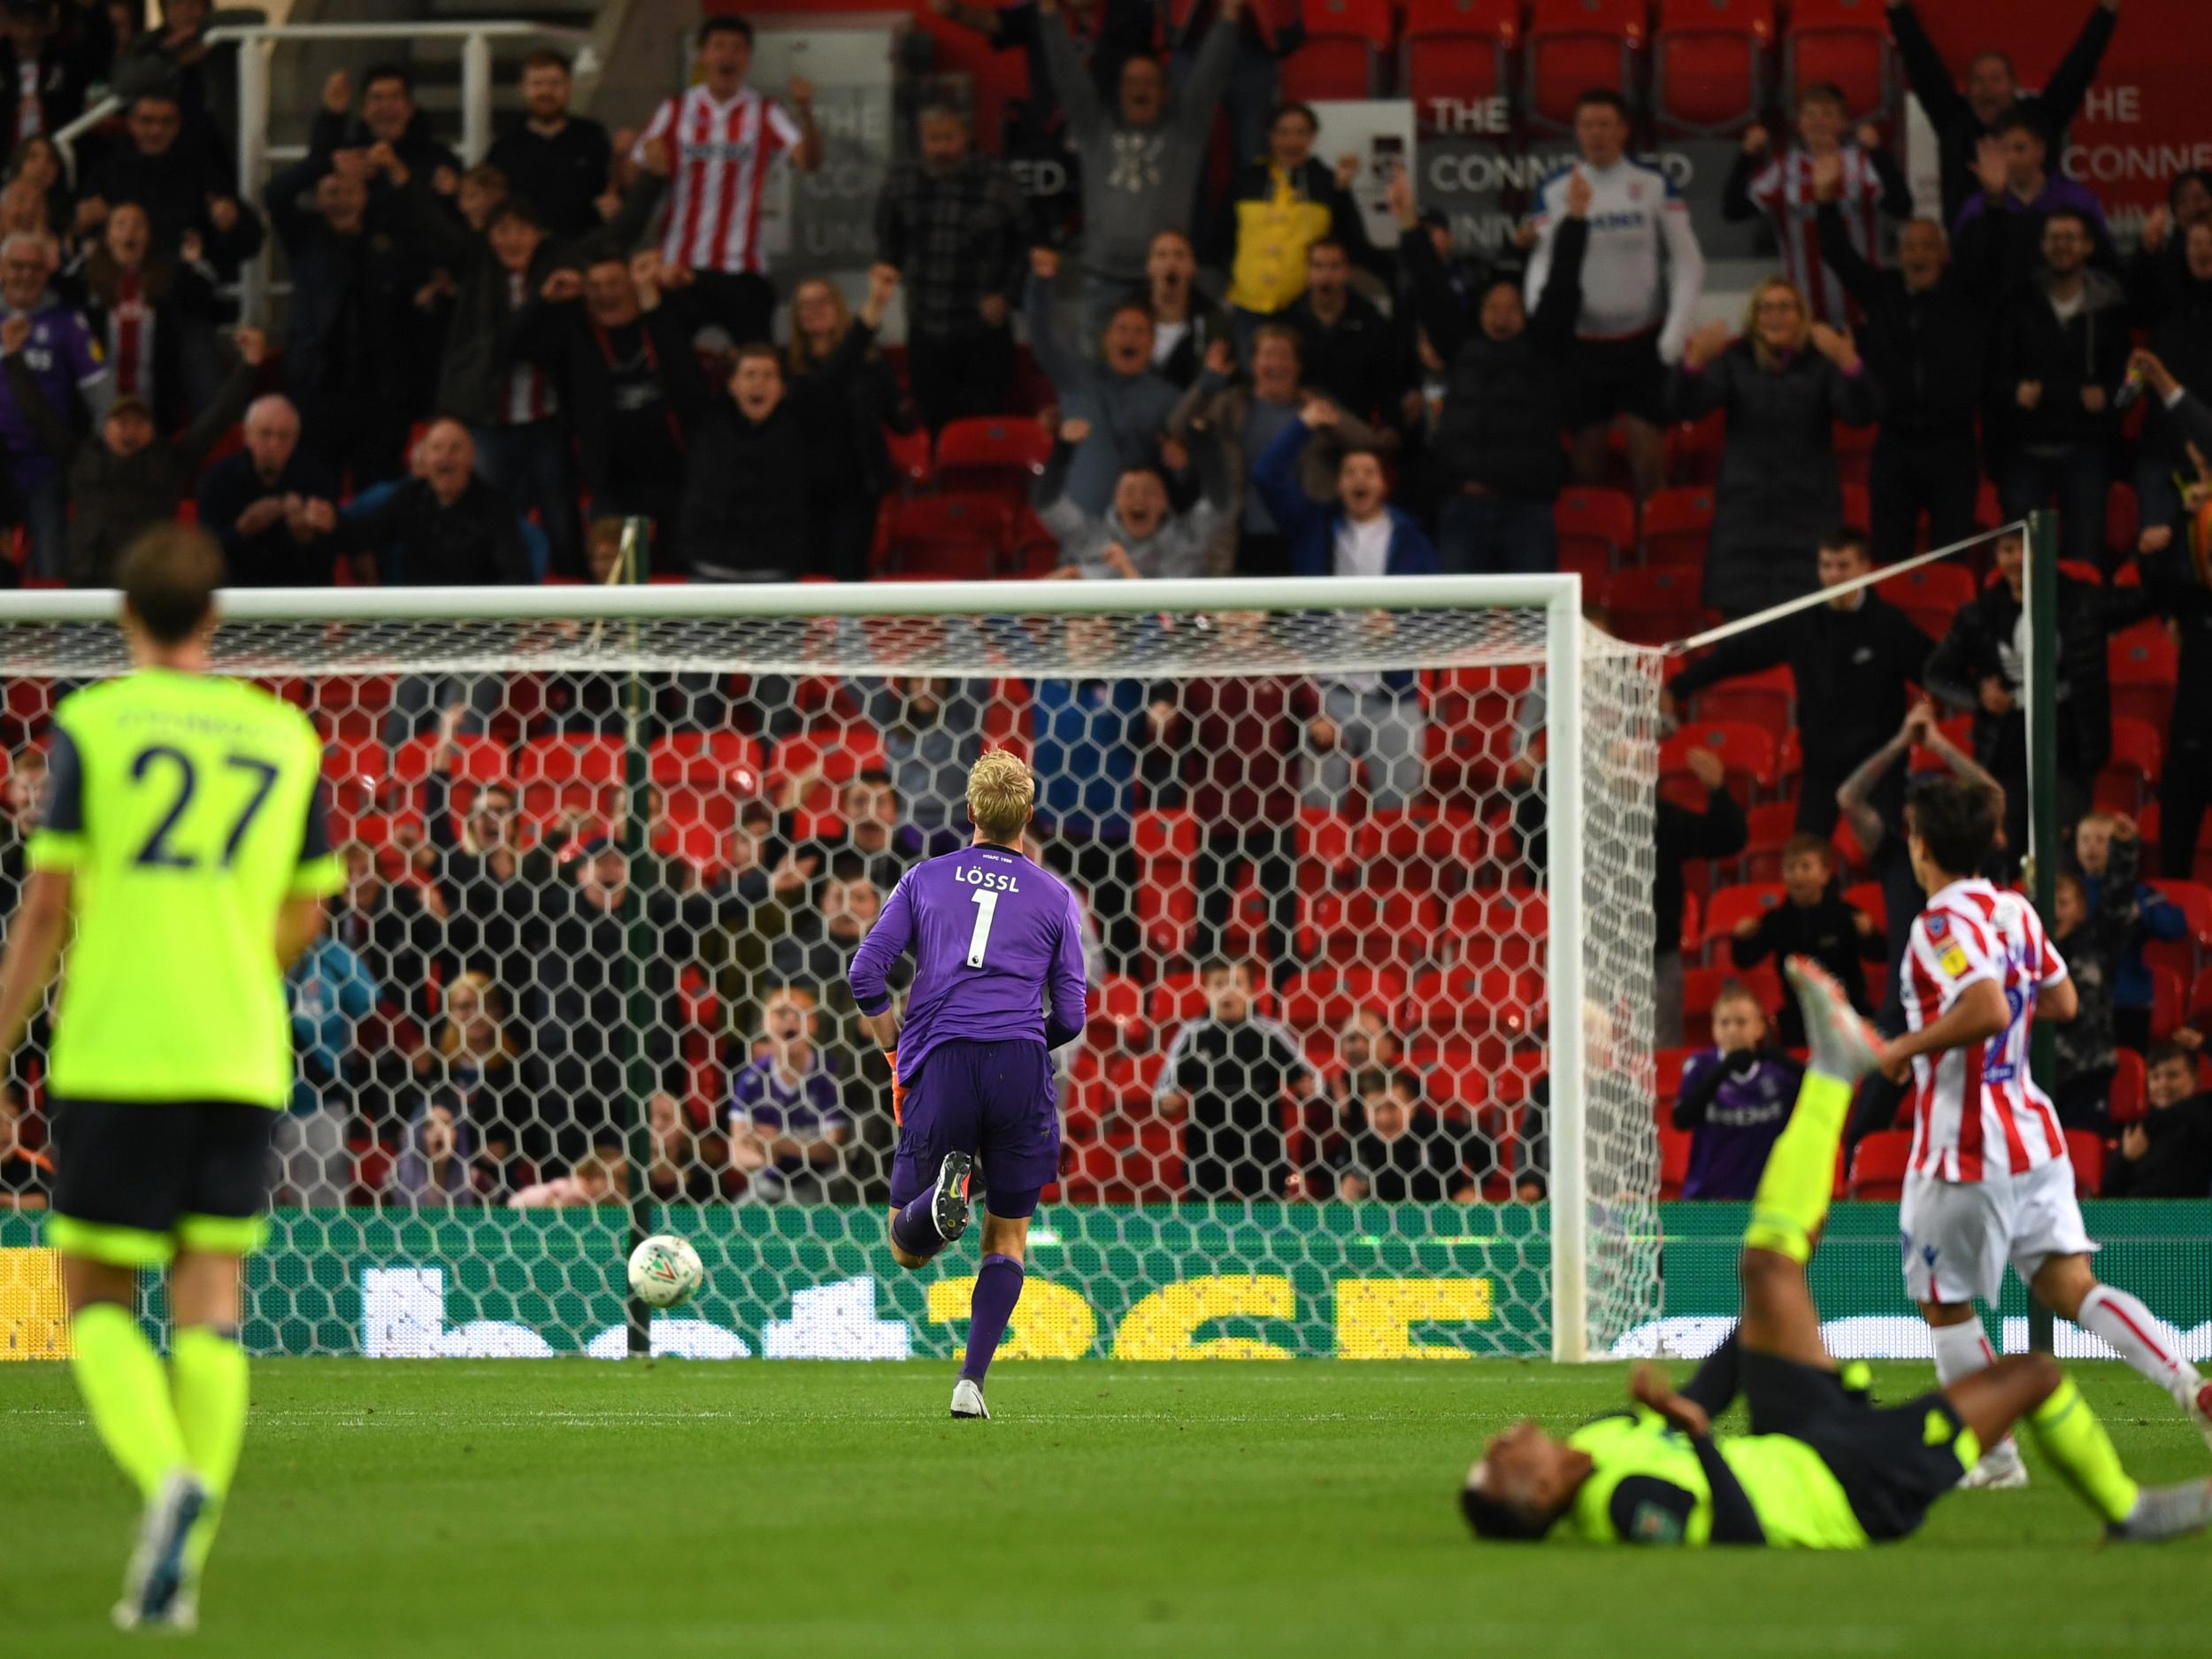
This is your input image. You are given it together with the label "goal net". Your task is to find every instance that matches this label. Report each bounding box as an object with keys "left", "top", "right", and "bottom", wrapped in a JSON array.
[{"left": 0, "top": 577, "right": 1661, "bottom": 1363}]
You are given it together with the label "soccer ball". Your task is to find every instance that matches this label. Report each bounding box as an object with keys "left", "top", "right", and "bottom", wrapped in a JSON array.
[{"left": 626, "top": 1234, "right": 703, "bottom": 1310}]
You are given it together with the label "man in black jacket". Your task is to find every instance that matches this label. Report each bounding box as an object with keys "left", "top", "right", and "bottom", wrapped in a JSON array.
[
  {"left": 1924, "top": 527, "right": 2149, "bottom": 867},
  {"left": 483, "top": 50, "right": 611, "bottom": 242},
  {"left": 1887, "top": 0, "right": 2120, "bottom": 232},
  {"left": 1393, "top": 162, "right": 1583, "bottom": 575},
  {"left": 518, "top": 250, "right": 703, "bottom": 572},
  {"left": 0, "top": 0, "right": 106, "bottom": 173},
  {"left": 1991, "top": 208, "right": 2131, "bottom": 568},
  {"left": 196, "top": 393, "right": 343, "bottom": 587},
  {"left": 81, "top": 88, "right": 263, "bottom": 275},
  {"left": 1816, "top": 165, "right": 2001, "bottom": 566},
  {"left": 340, "top": 419, "right": 532, "bottom": 588},
  {"left": 263, "top": 127, "right": 422, "bottom": 488},
  {"left": 1282, "top": 238, "right": 1397, "bottom": 426},
  {"left": 1655, "top": 746, "right": 1749, "bottom": 1047},
  {"left": 1666, "top": 528, "right": 1935, "bottom": 835}
]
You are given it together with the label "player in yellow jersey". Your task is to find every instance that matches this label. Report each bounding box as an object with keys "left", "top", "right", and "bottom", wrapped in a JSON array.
[
  {"left": 0, "top": 524, "right": 341, "bottom": 1629},
  {"left": 1461, "top": 959, "right": 2211, "bottom": 1549}
]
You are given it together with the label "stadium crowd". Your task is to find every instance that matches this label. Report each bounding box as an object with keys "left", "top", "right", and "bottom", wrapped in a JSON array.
[{"left": 2, "top": 0, "right": 2211, "bottom": 1215}]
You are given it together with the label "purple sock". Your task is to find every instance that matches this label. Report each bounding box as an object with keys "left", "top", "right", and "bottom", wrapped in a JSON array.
[
  {"left": 960, "top": 1253, "right": 1024, "bottom": 1385},
  {"left": 890, "top": 1190, "right": 944, "bottom": 1260}
]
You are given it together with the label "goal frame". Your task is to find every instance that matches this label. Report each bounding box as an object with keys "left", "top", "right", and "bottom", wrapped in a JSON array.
[{"left": 1, "top": 572, "right": 1610, "bottom": 1363}]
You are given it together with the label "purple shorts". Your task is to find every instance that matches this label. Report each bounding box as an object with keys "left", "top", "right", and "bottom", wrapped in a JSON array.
[{"left": 888, "top": 1038, "right": 1060, "bottom": 1219}]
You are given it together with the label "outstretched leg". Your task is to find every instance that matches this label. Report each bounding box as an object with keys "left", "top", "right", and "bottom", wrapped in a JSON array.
[
  {"left": 1947, "top": 1351, "right": 2212, "bottom": 1541},
  {"left": 1737, "top": 960, "right": 1882, "bottom": 1365}
]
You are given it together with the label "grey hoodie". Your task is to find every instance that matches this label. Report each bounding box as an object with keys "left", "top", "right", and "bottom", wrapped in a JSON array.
[
  {"left": 1041, "top": 16, "right": 1237, "bottom": 284},
  {"left": 1034, "top": 419, "right": 1230, "bottom": 580}
]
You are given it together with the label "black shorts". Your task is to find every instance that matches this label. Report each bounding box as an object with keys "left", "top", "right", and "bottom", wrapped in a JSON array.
[
  {"left": 1741, "top": 1350, "right": 1974, "bottom": 1541},
  {"left": 1567, "top": 331, "right": 1670, "bottom": 430},
  {"left": 48, "top": 1098, "right": 279, "bottom": 1268}
]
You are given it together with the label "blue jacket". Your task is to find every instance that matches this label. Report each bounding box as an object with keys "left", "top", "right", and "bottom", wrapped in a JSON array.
[
  {"left": 1250, "top": 419, "right": 1440, "bottom": 580},
  {"left": 1251, "top": 420, "right": 1438, "bottom": 695},
  {"left": 1030, "top": 676, "right": 1146, "bottom": 840},
  {"left": 287, "top": 936, "right": 379, "bottom": 1114}
]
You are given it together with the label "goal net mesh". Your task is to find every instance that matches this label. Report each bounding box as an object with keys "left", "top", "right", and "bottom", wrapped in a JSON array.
[{"left": 0, "top": 593, "right": 1661, "bottom": 1361}]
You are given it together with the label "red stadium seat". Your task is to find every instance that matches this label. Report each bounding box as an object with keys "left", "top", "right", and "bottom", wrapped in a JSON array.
[
  {"left": 880, "top": 424, "right": 931, "bottom": 493},
  {"left": 2106, "top": 479, "right": 2138, "bottom": 559},
  {"left": 1279, "top": 967, "right": 1408, "bottom": 1041},
  {"left": 1403, "top": 965, "right": 1546, "bottom": 1061},
  {"left": 2063, "top": 1129, "right": 2105, "bottom": 1197},
  {"left": 649, "top": 732, "right": 761, "bottom": 791},
  {"left": 1701, "top": 881, "right": 1787, "bottom": 960},
  {"left": 2108, "top": 1048, "right": 2147, "bottom": 1126},
  {"left": 1131, "top": 810, "right": 1201, "bottom": 952},
  {"left": 1525, "top": 0, "right": 1647, "bottom": 132},
  {"left": 1683, "top": 663, "right": 1793, "bottom": 739},
  {"left": 1847, "top": 1128, "right": 1913, "bottom": 1199},
  {"left": 1832, "top": 419, "right": 1876, "bottom": 488},
  {"left": 1874, "top": 559, "right": 1975, "bottom": 616},
  {"left": 2147, "top": 879, "right": 2212, "bottom": 977},
  {"left": 2108, "top": 622, "right": 2178, "bottom": 731},
  {"left": 1641, "top": 487, "right": 1717, "bottom": 568},
  {"left": 1734, "top": 801, "right": 1805, "bottom": 885},
  {"left": 1304, "top": 889, "right": 1442, "bottom": 972},
  {"left": 1659, "top": 1124, "right": 1694, "bottom": 1199},
  {"left": 1401, "top": 0, "right": 1520, "bottom": 113},
  {"left": 1842, "top": 879, "right": 1887, "bottom": 939},
  {"left": 1554, "top": 487, "right": 1636, "bottom": 581},
  {"left": 1450, "top": 887, "right": 1548, "bottom": 972},
  {"left": 1666, "top": 410, "right": 1728, "bottom": 486},
  {"left": 1280, "top": 0, "right": 1393, "bottom": 100},
  {"left": 1421, "top": 664, "right": 1535, "bottom": 802},
  {"left": 1653, "top": 0, "right": 1773, "bottom": 137},
  {"left": 516, "top": 735, "right": 626, "bottom": 823},
  {"left": 933, "top": 417, "right": 1050, "bottom": 503},
  {"left": 1782, "top": 0, "right": 1893, "bottom": 122},
  {"left": 1604, "top": 565, "right": 1706, "bottom": 648},
  {"left": 2098, "top": 718, "right": 2162, "bottom": 813},
  {"left": 2149, "top": 965, "right": 2185, "bottom": 1042},
  {"left": 1661, "top": 721, "right": 1779, "bottom": 806},
  {"left": 885, "top": 494, "right": 1011, "bottom": 578}
]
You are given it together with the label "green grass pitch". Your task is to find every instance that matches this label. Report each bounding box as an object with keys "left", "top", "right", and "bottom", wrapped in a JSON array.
[{"left": 2, "top": 1359, "right": 2204, "bottom": 1657}]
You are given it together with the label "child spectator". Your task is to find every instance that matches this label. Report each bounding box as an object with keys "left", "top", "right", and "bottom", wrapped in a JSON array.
[
  {"left": 2051, "top": 868, "right": 2126, "bottom": 1133},
  {"left": 1724, "top": 81, "right": 1909, "bottom": 327},
  {"left": 1035, "top": 413, "right": 1229, "bottom": 580},
  {"left": 2070, "top": 811, "right": 2186, "bottom": 1053},
  {"left": 2104, "top": 1043, "right": 2212, "bottom": 1197},
  {"left": 1671, "top": 983, "right": 1803, "bottom": 1201},
  {"left": 1332, "top": 1068, "right": 1481, "bottom": 1203},
  {"left": 728, "top": 985, "right": 851, "bottom": 1202},
  {"left": 1727, "top": 833, "right": 1886, "bottom": 1046},
  {"left": 1156, "top": 957, "right": 1315, "bottom": 1198},
  {"left": 392, "top": 1100, "right": 480, "bottom": 1207}
]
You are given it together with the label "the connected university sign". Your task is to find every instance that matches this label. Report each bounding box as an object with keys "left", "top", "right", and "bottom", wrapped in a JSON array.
[{"left": 4, "top": 1203, "right": 2208, "bottom": 1362}]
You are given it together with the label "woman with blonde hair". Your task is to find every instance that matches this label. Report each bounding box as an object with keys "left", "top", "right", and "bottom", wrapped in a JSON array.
[
  {"left": 1668, "top": 276, "right": 1881, "bottom": 619},
  {"left": 407, "top": 971, "right": 536, "bottom": 1161},
  {"left": 786, "top": 273, "right": 907, "bottom": 582}
]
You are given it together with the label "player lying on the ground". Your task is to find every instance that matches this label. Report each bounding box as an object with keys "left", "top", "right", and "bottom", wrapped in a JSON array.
[
  {"left": 1880, "top": 775, "right": 2212, "bottom": 1486},
  {"left": 1461, "top": 958, "right": 2212, "bottom": 1548},
  {"left": 848, "top": 749, "right": 1089, "bottom": 1420},
  {"left": 0, "top": 526, "right": 341, "bottom": 1628}
]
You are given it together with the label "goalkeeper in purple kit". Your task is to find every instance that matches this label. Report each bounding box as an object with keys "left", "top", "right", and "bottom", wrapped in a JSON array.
[{"left": 849, "top": 750, "right": 1090, "bottom": 1418}]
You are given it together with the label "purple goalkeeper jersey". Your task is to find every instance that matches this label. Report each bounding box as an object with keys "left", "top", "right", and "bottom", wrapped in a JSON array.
[{"left": 848, "top": 841, "right": 1090, "bottom": 1085}]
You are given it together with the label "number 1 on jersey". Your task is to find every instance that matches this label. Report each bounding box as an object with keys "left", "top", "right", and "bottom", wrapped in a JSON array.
[{"left": 966, "top": 887, "right": 1001, "bottom": 967}]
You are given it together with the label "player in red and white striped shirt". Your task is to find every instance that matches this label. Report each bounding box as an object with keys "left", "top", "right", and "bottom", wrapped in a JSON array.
[
  {"left": 1879, "top": 778, "right": 2212, "bottom": 1485},
  {"left": 1724, "top": 83, "right": 1909, "bottom": 327},
  {"left": 634, "top": 14, "right": 823, "bottom": 347}
]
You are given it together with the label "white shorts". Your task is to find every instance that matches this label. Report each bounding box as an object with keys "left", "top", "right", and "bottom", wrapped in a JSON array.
[{"left": 1899, "top": 1158, "right": 2097, "bottom": 1307}]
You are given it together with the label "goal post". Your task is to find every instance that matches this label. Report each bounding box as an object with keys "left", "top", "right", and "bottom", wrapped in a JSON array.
[{"left": 0, "top": 574, "right": 1661, "bottom": 1363}]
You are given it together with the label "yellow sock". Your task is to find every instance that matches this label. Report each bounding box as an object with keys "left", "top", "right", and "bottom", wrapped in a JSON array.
[
  {"left": 69, "top": 1302, "right": 187, "bottom": 1502},
  {"left": 2024, "top": 1376, "right": 2139, "bottom": 1525},
  {"left": 1743, "top": 1072, "right": 1852, "bottom": 1264},
  {"left": 172, "top": 1325, "right": 250, "bottom": 1575}
]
